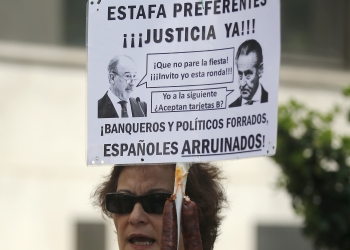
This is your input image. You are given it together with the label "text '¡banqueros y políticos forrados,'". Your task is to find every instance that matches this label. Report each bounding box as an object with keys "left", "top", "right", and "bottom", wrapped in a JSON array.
[{"left": 100, "top": 113, "right": 267, "bottom": 136}]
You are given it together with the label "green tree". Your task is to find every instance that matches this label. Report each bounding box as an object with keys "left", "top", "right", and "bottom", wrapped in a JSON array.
[{"left": 271, "top": 86, "right": 350, "bottom": 250}]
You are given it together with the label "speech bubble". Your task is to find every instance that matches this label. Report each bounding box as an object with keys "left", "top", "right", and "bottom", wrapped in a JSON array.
[
  {"left": 150, "top": 87, "right": 234, "bottom": 113},
  {"left": 137, "top": 48, "right": 235, "bottom": 88}
]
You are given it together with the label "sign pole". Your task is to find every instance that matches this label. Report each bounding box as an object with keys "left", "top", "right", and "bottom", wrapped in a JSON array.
[{"left": 174, "top": 162, "right": 191, "bottom": 249}]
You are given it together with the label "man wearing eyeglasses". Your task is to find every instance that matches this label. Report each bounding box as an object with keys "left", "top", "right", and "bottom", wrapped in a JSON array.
[
  {"left": 229, "top": 39, "right": 268, "bottom": 108},
  {"left": 98, "top": 55, "right": 147, "bottom": 118}
]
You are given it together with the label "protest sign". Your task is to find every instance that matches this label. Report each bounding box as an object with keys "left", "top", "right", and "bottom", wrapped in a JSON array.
[{"left": 87, "top": 0, "right": 280, "bottom": 165}]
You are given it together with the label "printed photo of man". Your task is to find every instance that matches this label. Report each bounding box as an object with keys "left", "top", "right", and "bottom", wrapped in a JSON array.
[
  {"left": 98, "top": 55, "right": 147, "bottom": 118},
  {"left": 229, "top": 39, "right": 268, "bottom": 107}
]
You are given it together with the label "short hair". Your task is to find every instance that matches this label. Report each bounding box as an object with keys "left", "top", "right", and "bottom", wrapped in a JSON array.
[
  {"left": 235, "top": 39, "right": 263, "bottom": 66},
  {"left": 91, "top": 163, "right": 227, "bottom": 250},
  {"left": 108, "top": 55, "right": 134, "bottom": 73}
]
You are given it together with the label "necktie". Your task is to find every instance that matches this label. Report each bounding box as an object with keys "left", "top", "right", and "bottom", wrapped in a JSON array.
[
  {"left": 118, "top": 101, "right": 128, "bottom": 117},
  {"left": 245, "top": 100, "right": 256, "bottom": 105}
]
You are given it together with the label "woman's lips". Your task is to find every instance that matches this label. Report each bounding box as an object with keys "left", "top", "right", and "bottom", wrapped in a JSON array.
[{"left": 128, "top": 234, "right": 155, "bottom": 246}]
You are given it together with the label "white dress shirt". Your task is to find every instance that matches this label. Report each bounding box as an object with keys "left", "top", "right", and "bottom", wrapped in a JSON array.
[{"left": 107, "top": 90, "right": 132, "bottom": 117}]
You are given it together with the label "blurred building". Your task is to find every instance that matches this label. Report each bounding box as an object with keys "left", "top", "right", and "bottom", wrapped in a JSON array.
[{"left": 0, "top": 1, "right": 349, "bottom": 250}]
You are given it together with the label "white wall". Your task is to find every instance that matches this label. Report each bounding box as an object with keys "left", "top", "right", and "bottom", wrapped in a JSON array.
[{"left": 0, "top": 0, "right": 63, "bottom": 45}]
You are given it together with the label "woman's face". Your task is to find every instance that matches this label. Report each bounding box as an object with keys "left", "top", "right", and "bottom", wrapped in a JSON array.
[{"left": 113, "top": 165, "right": 175, "bottom": 250}]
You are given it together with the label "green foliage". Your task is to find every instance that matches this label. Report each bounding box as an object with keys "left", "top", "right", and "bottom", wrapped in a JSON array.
[
  {"left": 271, "top": 91, "right": 350, "bottom": 250},
  {"left": 342, "top": 86, "right": 350, "bottom": 122},
  {"left": 342, "top": 86, "right": 350, "bottom": 97}
]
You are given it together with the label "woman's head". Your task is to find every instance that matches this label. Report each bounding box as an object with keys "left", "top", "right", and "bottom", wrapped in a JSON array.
[{"left": 92, "top": 163, "right": 226, "bottom": 250}]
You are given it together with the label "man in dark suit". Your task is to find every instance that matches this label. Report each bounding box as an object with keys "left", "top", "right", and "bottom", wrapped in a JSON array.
[
  {"left": 98, "top": 55, "right": 147, "bottom": 118},
  {"left": 229, "top": 39, "right": 268, "bottom": 108}
]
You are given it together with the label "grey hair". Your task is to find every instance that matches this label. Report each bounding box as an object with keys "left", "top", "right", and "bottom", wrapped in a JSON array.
[{"left": 107, "top": 55, "right": 134, "bottom": 73}]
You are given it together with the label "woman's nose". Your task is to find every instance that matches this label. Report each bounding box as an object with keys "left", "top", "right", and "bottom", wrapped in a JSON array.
[{"left": 128, "top": 202, "right": 149, "bottom": 225}]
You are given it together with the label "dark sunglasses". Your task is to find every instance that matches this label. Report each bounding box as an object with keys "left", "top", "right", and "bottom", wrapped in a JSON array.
[{"left": 105, "top": 192, "right": 172, "bottom": 214}]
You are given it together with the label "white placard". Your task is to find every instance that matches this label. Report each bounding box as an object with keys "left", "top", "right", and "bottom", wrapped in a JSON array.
[{"left": 87, "top": 0, "right": 280, "bottom": 165}]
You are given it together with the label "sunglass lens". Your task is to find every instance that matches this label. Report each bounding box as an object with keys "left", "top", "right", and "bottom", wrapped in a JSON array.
[
  {"left": 107, "top": 194, "right": 134, "bottom": 214},
  {"left": 142, "top": 194, "right": 171, "bottom": 214}
]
